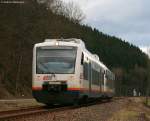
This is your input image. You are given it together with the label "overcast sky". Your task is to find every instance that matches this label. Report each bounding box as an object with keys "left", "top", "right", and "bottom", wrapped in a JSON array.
[{"left": 63, "top": 0, "right": 150, "bottom": 48}]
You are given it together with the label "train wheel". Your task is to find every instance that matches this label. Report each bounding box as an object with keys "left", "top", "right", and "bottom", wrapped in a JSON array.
[
  {"left": 79, "top": 95, "right": 88, "bottom": 105},
  {"left": 45, "top": 103, "right": 54, "bottom": 107},
  {"left": 83, "top": 95, "right": 88, "bottom": 104},
  {"left": 107, "top": 97, "right": 112, "bottom": 101}
]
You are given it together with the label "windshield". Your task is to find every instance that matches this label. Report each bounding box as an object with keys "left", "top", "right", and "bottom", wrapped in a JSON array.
[{"left": 36, "top": 46, "right": 77, "bottom": 74}]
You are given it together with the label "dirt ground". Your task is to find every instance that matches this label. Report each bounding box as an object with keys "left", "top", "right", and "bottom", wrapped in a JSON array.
[
  {"left": 0, "top": 97, "right": 150, "bottom": 121},
  {"left": 0, "top": 99, "right": 43, "bottom": 111}
]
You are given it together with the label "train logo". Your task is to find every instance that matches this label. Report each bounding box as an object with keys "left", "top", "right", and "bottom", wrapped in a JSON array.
[{"left": 43, "top": 74, "right": 56, "bottom": 81}]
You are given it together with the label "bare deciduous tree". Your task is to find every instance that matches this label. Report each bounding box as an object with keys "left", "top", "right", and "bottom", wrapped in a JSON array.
[
  {"left": 46, "top": 0, "right": 85, "bottom": 23},
  {"left": 49, "top": 0, "right": 64, "bottom": 15},
  {"left": 63, "top": 1, "right": 85, "bottom": 23}
]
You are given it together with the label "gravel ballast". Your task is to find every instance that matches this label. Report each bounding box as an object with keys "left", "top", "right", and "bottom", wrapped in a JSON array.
[{"left": 1, "top": 98, "right": 150, "bottom": 121}]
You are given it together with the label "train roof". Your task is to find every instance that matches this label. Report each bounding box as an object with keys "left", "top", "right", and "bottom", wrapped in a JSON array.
[
  {"left": 34, "top": 38, "right": 110, "bottom": 71},
  {"left": 35, "top": 38, "right": 85, "bottom": 48}
]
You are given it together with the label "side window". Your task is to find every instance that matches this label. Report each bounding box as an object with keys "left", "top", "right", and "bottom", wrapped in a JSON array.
[
  {"left": 83, "top": 56, "right": 88, "bottom": 80},
  {"left": 102, "top": 71, "right": 105, "bottom": 85},
  {"left": 83, "top": 62, "right": 88, "bottom": 80},
  {"left": 91, "top": 62, "right": 100, "bottom": 86}
]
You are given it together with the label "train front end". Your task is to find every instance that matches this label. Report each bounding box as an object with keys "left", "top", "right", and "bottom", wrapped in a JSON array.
[{"left": 32, "top": 40, "right": 81, "bottom": 105}]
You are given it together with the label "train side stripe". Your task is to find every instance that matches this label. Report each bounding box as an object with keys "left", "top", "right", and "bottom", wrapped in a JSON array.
[
  {"left": 32, "top": 86, "right": 113, "bottom": 93},
  {"left": 32, "top": 87, "right": 42, "bottom": 90}
]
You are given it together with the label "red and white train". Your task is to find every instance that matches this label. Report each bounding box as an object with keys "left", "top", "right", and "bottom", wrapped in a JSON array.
[{"left": 32, "top": 38, "right": 115, "bottom": 105}]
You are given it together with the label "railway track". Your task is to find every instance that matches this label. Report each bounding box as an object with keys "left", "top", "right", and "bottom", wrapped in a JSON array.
[
  {"left": 0, "top": 106, "right": 47, "bottom": 120},
  {"left": 0, "top": 104, "right": 91, "bottom": 120},
  {"left": 0, "top": 105, "right": 75, "bottom": 120},
  {"left": 0, "top": 97, "right": 123, "bottom": 120}
]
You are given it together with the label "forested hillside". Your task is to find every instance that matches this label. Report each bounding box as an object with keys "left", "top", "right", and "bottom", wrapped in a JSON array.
[{"left": 0, "top": 0, "right": 149, "bottom": 98}]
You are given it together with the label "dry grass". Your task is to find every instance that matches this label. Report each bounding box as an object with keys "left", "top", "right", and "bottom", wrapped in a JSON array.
[
  {"left": 109, "top": 97, "right": 150, "bottom": 121},
  {"left": 148, "top": 97, "right": 150, "bottom": 107}
]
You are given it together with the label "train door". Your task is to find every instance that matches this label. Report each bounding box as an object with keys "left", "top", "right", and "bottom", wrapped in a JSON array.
[
  {"left": 104, "top": 72, "right": 107, "bottom": 92},
  {"left": 99, "top": 69, "right": 102, "bottom": 92},
  {"left": 88, "top": 62, "right": 92, "bottom": 92},
  {"left": 101, "top": 71, "right": 105, "bottom": 92}
]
